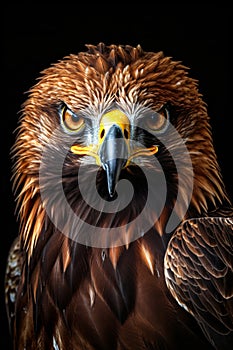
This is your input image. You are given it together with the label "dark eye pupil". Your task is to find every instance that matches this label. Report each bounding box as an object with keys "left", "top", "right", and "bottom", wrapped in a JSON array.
[
  {"left": 71, "top": 114, "right": 79, "bottom": 123},
  {"left": 150, "top": 113, "right": 159, "bottom": 122}
]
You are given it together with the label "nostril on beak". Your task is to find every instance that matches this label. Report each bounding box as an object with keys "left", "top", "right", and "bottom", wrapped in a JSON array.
[
  {"left": 124, "top": 129, "right": 129, "bottom": 139},
  {"left": 100, "top": 129, "right": 105, "bottom": 139}
]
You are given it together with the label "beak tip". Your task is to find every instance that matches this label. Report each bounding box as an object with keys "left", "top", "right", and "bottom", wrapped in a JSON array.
[
  {"left": 103, "top": 160, "right": 123, "bottom": 198},
  {"left": 109, "top": 191, "right": 115, "bottom": 198}
]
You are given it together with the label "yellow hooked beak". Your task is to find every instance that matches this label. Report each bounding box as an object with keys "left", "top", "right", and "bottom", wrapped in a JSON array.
[{"left": 71, "top": 109, "right": 158, "bottom": 196}]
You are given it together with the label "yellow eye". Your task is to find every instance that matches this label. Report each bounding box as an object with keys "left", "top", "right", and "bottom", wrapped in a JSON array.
[
  {"left": 144, "top": 107, "right": 169, "bottom": 133},
  {"left": 61, "top": 106, "right": 85, "bottom": 132}
]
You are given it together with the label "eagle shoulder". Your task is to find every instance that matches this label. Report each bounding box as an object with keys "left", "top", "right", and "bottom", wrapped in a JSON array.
[{"left": 164, "top": 216, "right": 233, "bottom": 349}]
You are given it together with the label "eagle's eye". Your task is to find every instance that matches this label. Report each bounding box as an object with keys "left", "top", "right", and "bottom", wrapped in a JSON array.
[
  {"left": 61, "top": 106, "right": 85, "bottom": 133},
  {"left": 144, "top": 107, "right": 169, "bottom": 134}
]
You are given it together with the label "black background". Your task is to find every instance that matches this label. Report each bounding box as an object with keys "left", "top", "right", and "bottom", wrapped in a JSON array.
[{"left": 1, "top": 3, "right": 232, "bottom": 349}]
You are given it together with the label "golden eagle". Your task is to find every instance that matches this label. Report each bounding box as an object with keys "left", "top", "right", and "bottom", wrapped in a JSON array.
[{"left": 5, "top": 43, "right": 233, "bottom": 349}]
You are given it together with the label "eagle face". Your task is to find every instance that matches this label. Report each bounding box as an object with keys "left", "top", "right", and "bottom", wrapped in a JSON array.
[
  {"left": 39, "top": 99, "right": 191, "bottom": 249},
  {"left": 6, "top": 43, "right": 233, "bottom": 350}
]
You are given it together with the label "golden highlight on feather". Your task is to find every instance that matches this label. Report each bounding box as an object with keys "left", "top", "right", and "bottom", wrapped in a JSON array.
[
  {"left": 61, "top": 239, "right": 71, "bottom": 273},
  {"left": 108, "top": 246, "right": 125, "bottom": 270},
  {"left": 88, "top": 285, "right": 96, "bottom": 307},
  {"left": 31, "top": 263, "right": 40, "bottom": 303},
  {"left": 140, "top": 244, "right": 154, "bottom": 275}
]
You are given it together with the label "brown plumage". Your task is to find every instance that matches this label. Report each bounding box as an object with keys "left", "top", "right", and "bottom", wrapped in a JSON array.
[{"left": 5, "top": 43, "right": 233, "bottom": 349}]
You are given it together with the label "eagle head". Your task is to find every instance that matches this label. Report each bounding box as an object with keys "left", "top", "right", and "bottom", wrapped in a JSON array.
[{"left": 13, "top": 42, "right": 229, "bottom": 255}]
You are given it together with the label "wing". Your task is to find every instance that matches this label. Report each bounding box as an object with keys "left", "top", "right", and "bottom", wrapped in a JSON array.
[
  {"left": 5, "top": 237, "right": 25, "bottom": 335},
  {"left": 164, "top": 217, "right": 233, "bottom": 350}
]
